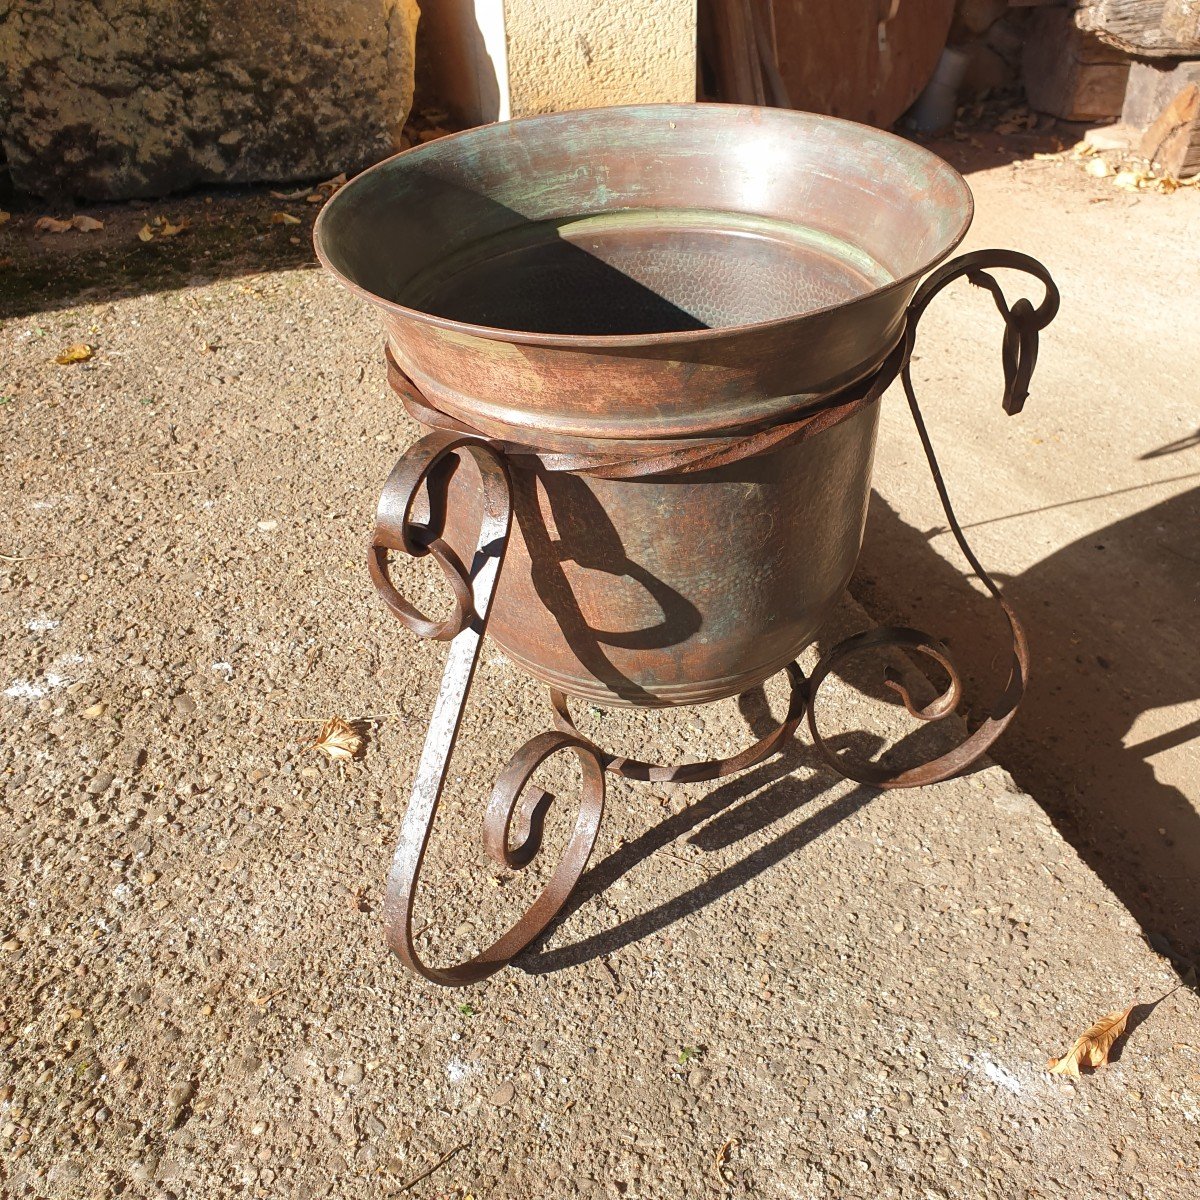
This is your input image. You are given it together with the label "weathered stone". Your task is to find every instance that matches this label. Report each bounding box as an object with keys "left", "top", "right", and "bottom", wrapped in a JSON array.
[{"left": 0, "top": 1, "right": 419, "bottom": 200}]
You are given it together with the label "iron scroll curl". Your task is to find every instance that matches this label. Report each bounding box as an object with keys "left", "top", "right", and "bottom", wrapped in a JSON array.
[
  {"left": 805, "top": 249, "right": 1059, "bottom": 787},
  {"left": 370, "top": 431, "right": 607, "bottom": 986}
]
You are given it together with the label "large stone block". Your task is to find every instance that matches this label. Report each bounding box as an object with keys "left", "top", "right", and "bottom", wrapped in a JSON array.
[
  {"left": 0, "top": 0, "right": 419, "bottom": 200},
  {"left": 504, "top": 0, "right": 696, "bottom": 117}
]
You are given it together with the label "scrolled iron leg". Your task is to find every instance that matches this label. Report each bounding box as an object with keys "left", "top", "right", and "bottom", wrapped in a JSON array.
[
  {"left": 807, "top": 250, "right": 1058, "bottom": 790},
  {"left": 371, "top": 431, "right": 606, "bottom": 985}
]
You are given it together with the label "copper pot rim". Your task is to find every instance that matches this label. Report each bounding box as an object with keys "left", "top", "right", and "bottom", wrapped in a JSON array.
[{"left": 313, "top": 103, "right": 974, "bottom": 351}]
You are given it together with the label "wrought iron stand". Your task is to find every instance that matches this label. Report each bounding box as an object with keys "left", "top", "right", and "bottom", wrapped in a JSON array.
[{"left": 370, "top": 251, "right": 1058, "bottom": 986}]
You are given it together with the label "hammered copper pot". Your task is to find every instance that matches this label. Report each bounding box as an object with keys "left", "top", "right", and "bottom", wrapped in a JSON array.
[
  {"left": 311, "top": 103, "right": 1060, "bottom": 986},
  {"left": 314, "top": 104, "right": 973, "bottom": 706}
]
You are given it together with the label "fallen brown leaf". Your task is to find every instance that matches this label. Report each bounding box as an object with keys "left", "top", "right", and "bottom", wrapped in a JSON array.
[
  {"left": 713, "top": 1137, "right": 736, "bottom": 1179},
  {"left": 137, "top": 223, "right": 155, "bottom": 242},
  {"left": 309, "top": 716, "right": 365, "bottom": 762},
  {"left": 1048, "top": 1005, "right": 1134, "bottom": 1076},
  {"left": 159, "top": 217, "right": 189, "bottom": 237},
  {"left": 71, "top": 215, "right": 104, "bottom": 232},
  {"left": 0, "top": 210, "right": 10, "bottom": 226},
  {"left": 55, "top": 343, "right": 95, "bottom": 365},
  {"left": 36, "top": 215, "right": 74, "bottom": 234},
  {"left": 270, "top": 210, "right": 302, "bottom": 226}
]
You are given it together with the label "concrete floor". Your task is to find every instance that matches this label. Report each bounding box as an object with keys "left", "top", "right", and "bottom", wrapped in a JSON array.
[
  {"left": 0, "top": 132, "right": 1198, "bottom": 1199},
  {"left": 856, "top": 136, "right": 1200, "bottom": 973}
]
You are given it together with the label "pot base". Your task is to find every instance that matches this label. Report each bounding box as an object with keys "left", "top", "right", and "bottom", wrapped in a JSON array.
[{"left": 493, "top": 632, "right": 818, "bottom": 709}]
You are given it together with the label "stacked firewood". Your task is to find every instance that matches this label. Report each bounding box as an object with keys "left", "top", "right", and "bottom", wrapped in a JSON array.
[{"left": 1024, "top": 1, "right": 1200, "bottom": 177}]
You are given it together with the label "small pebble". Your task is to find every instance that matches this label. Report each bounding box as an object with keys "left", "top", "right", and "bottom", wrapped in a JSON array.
[
  {"left": 336, "top": 1063, "right": 364, "bottom": 1087},
  {"left": 257, "top": 519, "right": 279, "bottom": 532},
  {"left": 489, "top": 1081, "right": 515, "bottom": 1107},
  {"left": 86, "top": 770, "right": 114, "bottom": 796},
  {"left": 975, "top": 994, "right": 1001, "bottom": 1019}
]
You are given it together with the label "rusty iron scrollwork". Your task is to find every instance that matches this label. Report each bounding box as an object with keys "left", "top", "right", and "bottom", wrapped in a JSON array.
[
  {"left": 370, "top": 249, "right": 1059, "bottom": 979},
  {"left": 369, "top": 431, "right": 605, "bottom": 986},
  {"left": 805, "top": 249, "right": 1058, "bottom": 788}
]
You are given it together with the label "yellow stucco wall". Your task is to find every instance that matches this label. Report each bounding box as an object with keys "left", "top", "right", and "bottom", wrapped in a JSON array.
[{"left": 504, "top": 0, "right": 696, "bottom": 116}]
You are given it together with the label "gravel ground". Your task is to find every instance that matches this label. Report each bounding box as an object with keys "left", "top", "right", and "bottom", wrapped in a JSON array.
[{"left": 2, "top": 172, "right": 1199, "bottom": 1199}]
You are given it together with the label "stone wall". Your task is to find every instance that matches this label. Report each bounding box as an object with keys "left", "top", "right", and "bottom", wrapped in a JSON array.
[
  {"left": 0, "top": 0, "right": 419, "bottom": 200},
  {"left": 504, "top": 0, "right": 696, "bottom": 117}
]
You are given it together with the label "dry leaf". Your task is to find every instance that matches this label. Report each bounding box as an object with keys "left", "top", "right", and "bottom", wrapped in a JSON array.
[
  {"left": 71, "top": 215, "right": 104, "bottom": 232},
  {"left": 1047, "top": 1005, "right": 1134, "bottom": 1076},
  {"left": 309, "top": 716, "right": 365, "bottom": 762},
  {"left": 713, "top": 1137, "right": 736, "bottom": 1179},
  {"left": 1113, "top": 170, "right": 1145, "bottom": 191},
  {"left": 319, "top": 172, "right": 347, "bottom": 192},
  {"left": 159, "top": 217, "right": 189, "bottom": 237},
  {"left": 0, "top": 210, "right": 12, "bottom": 226},
  {"left": 137, "top": 223, "right": 155, "bottom": 242},
  {"left": 270, "top": 210, "right": 301, "bottom": 226},
  {"left": 55, "top": 343, "right": 95, "bottom": 365},
  {"left": 36, "top": 215, "right": 74, "bottom": 234},
  {"left": 1085, "top": 157, "right": 1112, "bottom": 178}
]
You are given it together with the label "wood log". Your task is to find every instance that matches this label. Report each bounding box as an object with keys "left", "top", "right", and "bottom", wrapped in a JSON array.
[
  {"left": 1162, "top": 0, "right": 1200, "bottom": 46},
  {"left": 1075, "top": 0, "right": 1200, "bottom": 58},
  {"left": 1024, "top": 9, "right": 1131, "bottom": 120},
  {"left": 1122, "top": 57, "right": 1200, "bottom": 126},
  {"left": 1139, "top": 83, "right": 1200, "bottom": 175},
  {"left": 707, "top": 0, "right": 765, "bottom": 105}
]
